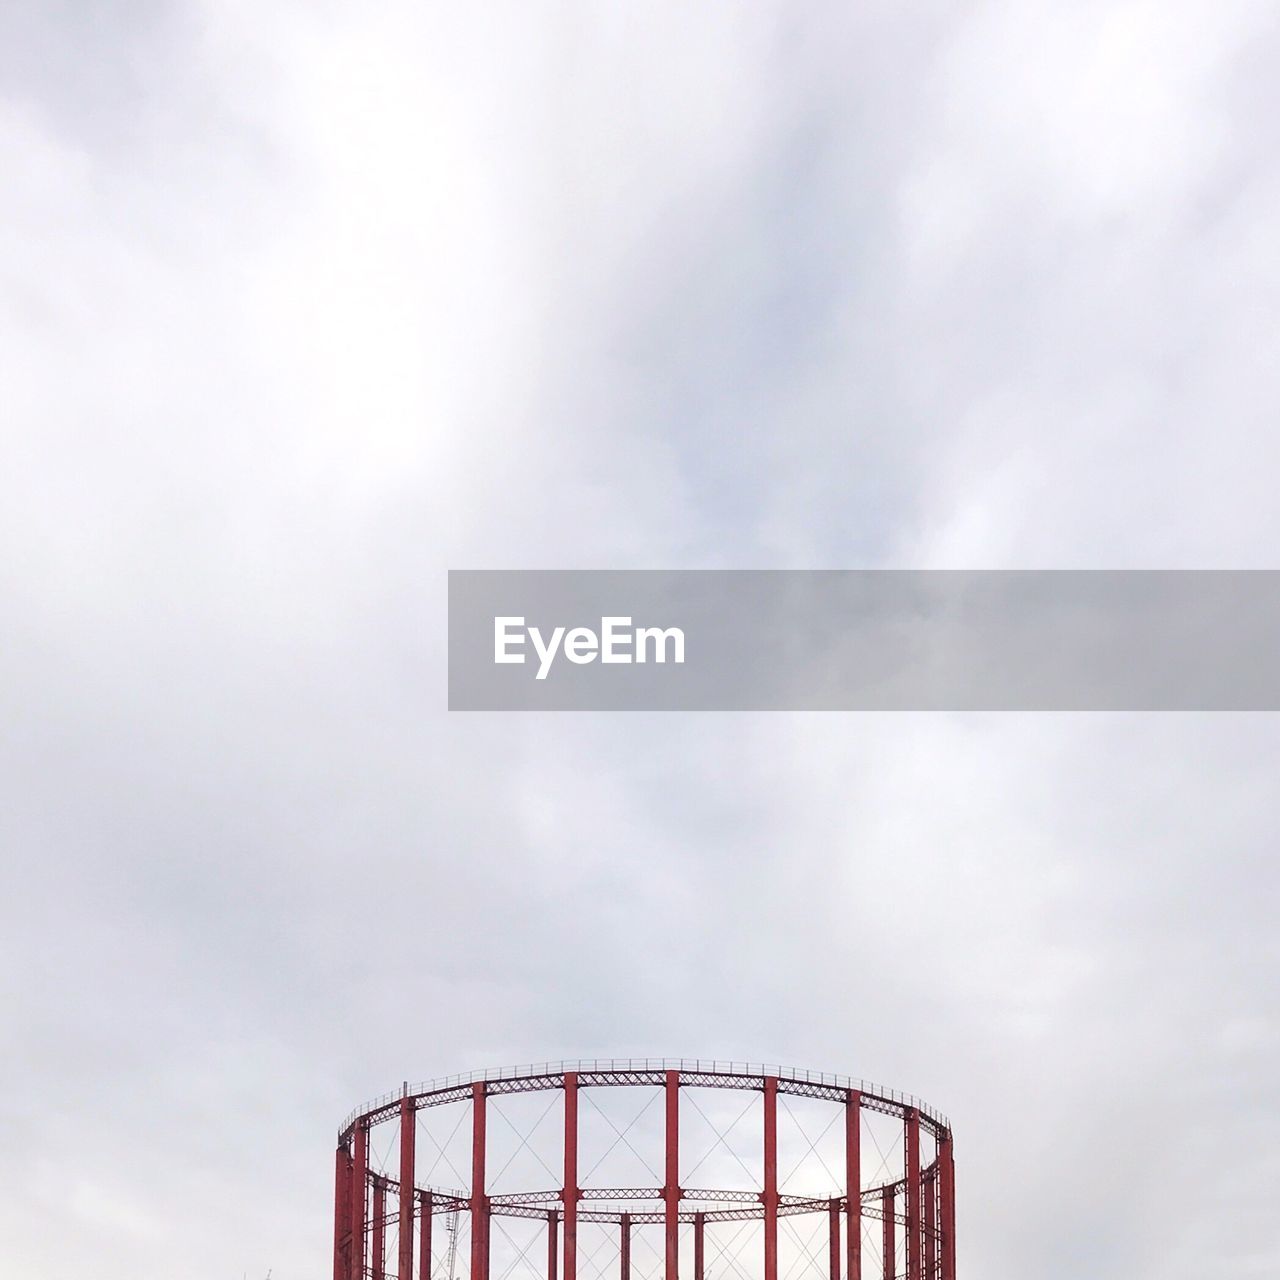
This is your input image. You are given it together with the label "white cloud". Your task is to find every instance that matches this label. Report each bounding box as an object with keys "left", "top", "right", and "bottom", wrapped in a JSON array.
[{"left": 2, "top": 3, "right": 1278, "bottom": 1279}]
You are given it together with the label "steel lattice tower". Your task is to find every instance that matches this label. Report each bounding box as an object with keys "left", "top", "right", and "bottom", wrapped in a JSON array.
[{"left": 334, "top": 1060, "right": 956, "bottom": 1280}]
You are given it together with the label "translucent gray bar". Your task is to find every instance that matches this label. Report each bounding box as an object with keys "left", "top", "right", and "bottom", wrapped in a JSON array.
[{"left": 447, "top": 570, "right": 1280, "bottom": 710}]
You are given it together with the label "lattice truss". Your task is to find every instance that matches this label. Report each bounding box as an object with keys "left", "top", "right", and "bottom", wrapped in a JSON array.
[{"left": 333, "top": 1062, "right": 956, "bottom": 1280}]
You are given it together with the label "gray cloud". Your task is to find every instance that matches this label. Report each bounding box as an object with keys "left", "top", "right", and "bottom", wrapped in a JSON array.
[{"left": 2, "top": 2, "right": 1278, "bottom": 1278}]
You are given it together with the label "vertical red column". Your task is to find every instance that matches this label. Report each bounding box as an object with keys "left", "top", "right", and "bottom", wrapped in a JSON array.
[
  {"left": 564, "top": 1074, "right": 579, "bottom": 1280},
  {"left": 845, "top": 1091, "right": 861, "bottom": 1280},
  {"left": 881, "top": 1187, "right": 894, "bottom": 1280},
  {"left": 335, "top": 1143, "right": 353, "bottom": 1280},
  {"left": 373, "top": 1178, "right": 387, "bottom": 1280},
  {"left": 828, "top": 1198, "right": 841, "bottom": 1280},
  {"left": 824, "top": 1198, "right": 834, "bottom": 1280},
  {"left": 905, "top": 1110, "right": 921, "bottom": 1280},
  {"left": 353, "top": 1122, "right": 369, "bottom": 1280},
  {"left": 471, "top": 1083, "right": 489, "bottom": 1280},
  {"left": 400, "top": 1097, "right": 417, "bottom": 1280},
  {"left": 620, "top": 1212, "right": 632, "bottom": 1280},
  {"left": 694, "top": 1213, "right": 705, "bottom": 1280},
  {"left": 664, "top": 1071, "right": 681, "bottom": 1280},
  {"left": 763, "top": 1076, "right": 779, "bottom": 1280},
  {"left": 420, "top": 1192, "right": 433, "bottom": 1280},
  {"left": 938, "top": 1134, "right": 955, "bottom": 1280},
  {"left": 547, "top": 1212, "right": 559, "bottom": 1280},
  {"left": 923, "top": 1172, "right": 936, "bottom": 1280}
]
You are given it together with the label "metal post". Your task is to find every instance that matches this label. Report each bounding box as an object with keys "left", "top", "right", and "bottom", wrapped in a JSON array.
[
  {"left": 923, "top": 1172, "right": 936, "bottom": 1280},
  {"left": 905, "top": 1110, "right": 920, "bottom": 1280},
  {"left": 420, "top": 1192, "right": 433, "bottom": 1280},
  {"left": 665, "top": 1070, "right": 680, "bottom": 1280},
  {"left": 763, "top": 1076, "right": 779, "bottom": 1280},
  {"left": 938, "top": 1135, "right": 955, "bottom": 1280},
  {"left": 829, "top": 1198, "right": 841, "bottom": 1280},
  {"left": 694, "top": 1213, "right": 705, "bottom": 1280},
  {"left": 373, "top": 1178, "right": 387, "bottom": 1280},
  {"left": 881, "top": 1187, "right": 894, "bottom": 1280},
  {"left": 621, "top": 1212, "right": 632, "bottom": 1280},
  {"left": 400, "top": 1097, "right": 417, "bottom": 1280},
  {"left": 335, "top": 1143, "right": 352, "bottom": 1280},
  {"left": 548, "top": 1212, "right": 559, "bottom": 1280},
  {"left": 845, "top": 1092, "right": 861, "bottom": 1280},
  {"left": 471, "top": 1082, "right": 489, "bottom": 1280},
  {"left": 564, "top": 1073, "right": 580, "bottom": 1280},
  {"left": 353, "top": 1122, "right": 369, "bottom": 1280}
]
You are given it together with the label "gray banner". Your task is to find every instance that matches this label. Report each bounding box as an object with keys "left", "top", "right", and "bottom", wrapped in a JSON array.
[{"left": 447, "top": 570, "right": 1280, "bottom": 710}]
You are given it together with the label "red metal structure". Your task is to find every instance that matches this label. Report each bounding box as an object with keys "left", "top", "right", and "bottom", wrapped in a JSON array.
[{"left": 334, "top": 1060, "right": 955, "bottom": 1280}]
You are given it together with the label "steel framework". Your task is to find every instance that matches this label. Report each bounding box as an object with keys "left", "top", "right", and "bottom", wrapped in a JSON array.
[{"left": 333, "top": 1060, "right": 955, "bottom": 1280}]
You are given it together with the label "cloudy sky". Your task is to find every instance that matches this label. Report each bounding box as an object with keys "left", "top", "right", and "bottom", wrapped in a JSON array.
[{"left": 3, "top": 2, "right": 1279, "bottom": 1277}]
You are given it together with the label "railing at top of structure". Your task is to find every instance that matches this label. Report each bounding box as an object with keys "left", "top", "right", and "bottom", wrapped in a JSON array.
[{"left": 339, "top": 1057, "right": 948, "bottom": 1139}]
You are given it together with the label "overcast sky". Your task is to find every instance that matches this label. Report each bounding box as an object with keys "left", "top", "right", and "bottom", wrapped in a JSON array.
[{"left": 3, "top": 2, "right": 1279, "bottom": 1277}]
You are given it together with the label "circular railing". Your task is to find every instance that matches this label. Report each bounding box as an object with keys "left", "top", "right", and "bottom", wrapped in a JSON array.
[{"left": 333, "top": 1061, "right": 955, "bottom": 1280}]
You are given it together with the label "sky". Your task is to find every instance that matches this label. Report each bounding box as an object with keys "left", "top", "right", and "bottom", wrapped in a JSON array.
[{"left": 2, "top": 1, "right": 1279, "bottom": 1277}]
